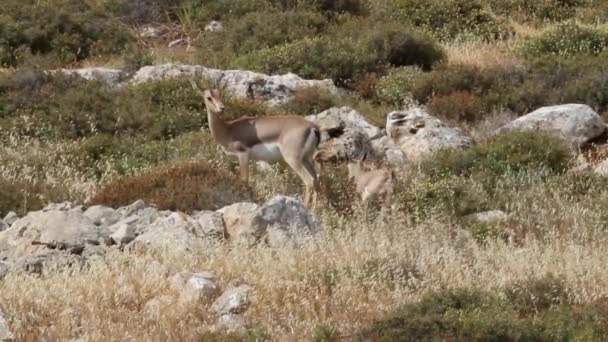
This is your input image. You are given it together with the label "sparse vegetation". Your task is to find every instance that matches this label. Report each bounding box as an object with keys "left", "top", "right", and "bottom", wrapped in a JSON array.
[{"left": 2, "top": 0, "right": 608, "bottom": 340}]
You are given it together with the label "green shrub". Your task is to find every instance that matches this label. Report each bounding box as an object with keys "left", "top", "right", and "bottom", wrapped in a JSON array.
[
  {"left": 88, "top": 161, "right": 256, "bottom": 212},
  {"left": 375, "top": 0, "right": 512, "bottom": 42},
  {"left": 0, "top": 0, "right": 133, "bottom": 67},
  {"left": 356, "top": 286, "right": 608, "bottom": 341},
  {"left": 375, "top": 66, "right": 421, "bottom": 105},
  {"left": 487, "top": 0, "right": 585, "bottom": 22},
  {"left": 0, "top": 178, "right": 71, "bottom": 216},
  {"left": 518, "top": 21, "right": 608, "bottom": 59},
  {"left": 504, "top": 274, "right": 570, "bottom": 315},
  {"left": 279, "top": 87, "right": 341, "bottom": 116},
  {"left": 234, "top": 24, "right": 444, "bottom": 85},
  {"left": 421, "top": 131, "right": 571, "bottom": 179}
]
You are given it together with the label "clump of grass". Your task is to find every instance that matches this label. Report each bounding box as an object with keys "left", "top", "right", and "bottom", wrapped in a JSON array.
[{"left": 88, "top": 160, "right": 256, "bottom": 212}]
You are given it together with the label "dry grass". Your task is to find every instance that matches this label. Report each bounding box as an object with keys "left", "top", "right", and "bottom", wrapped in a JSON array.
[{"left": 2, "top": 211, "right": 608, "bottom": 340}]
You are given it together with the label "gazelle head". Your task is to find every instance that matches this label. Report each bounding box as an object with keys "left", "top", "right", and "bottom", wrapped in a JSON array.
[
  {"left": 347, "top": 152, "right": 367, "bottom": 179},
  {"left": 190, "top": 79, "right": 225, "bottom": 113},
  {"left": 203, "top": 89, "right": 225, "bottom": 113}
]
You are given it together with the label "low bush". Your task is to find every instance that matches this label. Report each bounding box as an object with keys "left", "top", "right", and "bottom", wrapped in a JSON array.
[
  {"left": 233, "top": 23, "right": 444, "bottom": 85},
  {"left": 421, "top": 130, "right": 571, "bottom": 179},
  {"left": 373, "top": 0, "right": 513, "bottom": 42},
  {"left": 356, "top": 286, "right": 608, "bottom": 341},
  {"left": 428, "top": 91, "right": 483, "bottom": 123},
  {"left": 487, "top": 0, "right": 585, "bottom": 22},
  {"left": 0, "top": 0, "right": 133, "bottom": 67},
  {"left": 0, "top": 178, "right": 71, "bottom": 216},
  {"left": 375, "top": 66, "right": 421, "bottom": 106},
  {"left": 279, "top": 87, "right": 341, "bottom": 116},
  {"left": 88, "top": 161, "right": 256, "bottom": 212},
  {"left": 504, "top": 274, "right": 570, "bottom": 315},
  {"left": 517, "top": 21, "right": 608, "bottom": 59}
]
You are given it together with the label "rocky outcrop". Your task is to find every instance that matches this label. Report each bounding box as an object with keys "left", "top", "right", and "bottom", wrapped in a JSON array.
[
  {"left": 130, "top": 64, "right": 338, "bottom": 106},
  {"left": 218, "top": 196, "right": 322, "bottom": 246},
  {"left": 307, "top": 107, "right": 384, "bottom": 162},
  {"left": 52, "top": 68, "right": 125, "bottom": 88},
  {"left": 376, "top": 108, "right": 473, "bottom": 165},
  {"left": 496, "top": 104, "right": 606, "bottom": 148},
  {"left": 2, "top": 212, "right": 18, "bottom": 227}
]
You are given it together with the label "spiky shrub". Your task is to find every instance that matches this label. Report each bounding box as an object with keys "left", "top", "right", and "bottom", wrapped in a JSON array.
[{"left": 87, "top": 161, "right": 256, "bottom": 212}]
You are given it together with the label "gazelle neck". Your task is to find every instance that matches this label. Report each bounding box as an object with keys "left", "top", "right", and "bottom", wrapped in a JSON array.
[{"left": 206, "top": 107, "right": 230, "bottom": 146}]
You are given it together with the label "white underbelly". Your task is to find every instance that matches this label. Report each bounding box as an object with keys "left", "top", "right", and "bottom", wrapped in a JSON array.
[{"left": 250, "top": 143, "right": 282, "bottom": 163}]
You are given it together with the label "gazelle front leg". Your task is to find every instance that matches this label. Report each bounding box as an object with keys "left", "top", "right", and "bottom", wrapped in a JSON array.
[{"left": 237, "top": 152, "right": 250, "bottom": 182}]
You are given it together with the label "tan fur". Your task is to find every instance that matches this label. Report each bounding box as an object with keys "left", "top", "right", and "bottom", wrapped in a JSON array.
[
  {"left": 347, "top": 156, "right": 395, "bottom": 211},
  {"left": 191, "top": 80, "right": 321, "bottom": 208}
]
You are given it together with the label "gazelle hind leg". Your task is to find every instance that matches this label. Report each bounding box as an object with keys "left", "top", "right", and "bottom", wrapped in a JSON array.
[
  {"left": 303, "top": 158, "right": 320, "bottom": 207},
  {"left": 284, "top": 156, "right": 316, "bottom": 208}
]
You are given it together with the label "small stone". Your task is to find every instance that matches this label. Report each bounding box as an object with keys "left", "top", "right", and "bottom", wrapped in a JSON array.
[
  {"left": 465, "top": 210, "right": 509, "bottom": 223},
  {"left": 170, "top": 271, "right": 219, "bottom": 303},
  {"left": 0, "top": 309, "right": 13, "bottom": 341},
  {"left": 216, "top": 314, "right": 247, "bottom": 336},
  {"left": 205, "top": 20, "right": 223, "bottom": 32},
  {"left": 211, "top": 285, "right": 253, "bottom": 315}
]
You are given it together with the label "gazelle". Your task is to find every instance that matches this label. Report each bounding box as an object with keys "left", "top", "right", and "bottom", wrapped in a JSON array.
[
  {"left": 347, "top": 152, "right": 396, "bottom": 212},
  {"left": 190, "top": 80, "right": 321, "bottom": 208}
]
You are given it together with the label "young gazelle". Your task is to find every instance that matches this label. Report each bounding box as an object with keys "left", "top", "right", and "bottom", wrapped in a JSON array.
[
  {"left": 347, "top": 152, "right": 396, "bottom": 212},
  {"left": 190, "top": 80, "right": 321, "bottom": 208}
]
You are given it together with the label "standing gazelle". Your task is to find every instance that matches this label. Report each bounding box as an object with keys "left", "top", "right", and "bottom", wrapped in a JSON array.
[{"left": 190, "top": 80, "right": 321, "bottom": 208}]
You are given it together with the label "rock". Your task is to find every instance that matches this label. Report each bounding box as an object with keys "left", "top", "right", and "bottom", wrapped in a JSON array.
[
  {"left": 0, "top": 309, "right": 13, "bottom": 341},
  {"left": 306, "top": 107, "right": 383, "bottom": 140},
  {"left": 13, "top": 251, "right": 84, "bottom": 275},
  {"left": 211, "top": 285, "right": 253, "bottom": 315},
  {"left": 256, "top": 195, "right": 322, "bottom": 248},
  {"left": 130, "top": 64, "right": 338, "bottom": 106},
  {"left": 83, "top": 205, "right": 121, "bottom": 226},
  {"left": 0, "top": 220, "right": 7, "bottom": 233},
  {"left": 43, "top": 201, "right": 76, "bottom": 211},
  {"left": 205, "top": 20, "right": 224, "bottom": 32},
  {"left": 51, "top": 68, "right": 124, "bottom": 88},
  {"left": 465, "top": 210, "right": 509, "bottom": 223},
  {"left": 0, "top": 261, "right": 9, "bottom": 280},
  {"left": 216, "top": 314, "right": 247, "bottom": 336},
  {"left": 217, "top": 203, "right": 262, "bottom": 244},
  {"left": 118, "top": 199, "right": 147, "bottom": 217},
  {"left": 378, "top": 108, "right": 473, "bottom": 165},
  {"left": 594, "top": 159, "right": 608, "bottom": 176},
  {"left": 191, "top": 211, "right": 225, "bottom": 238},
  {"left": 137, "top": 25, "right": 165, "bottom": 38},
  {"left": 0, "top": 210, "right": 103, "bottom": 259},
  {"left": 496, "top": 104, "right": 606, "bottom": 148},
  {"left": 2, "top": 212, "right": 18, "bottom": 226},
  {"left": 131, "top": 213, "right": 206, "bottom": 253},
  {"left": 218, "top": 196, "right": 322, "bottom": 246},
  {"left": 170, "top": 271, "right": 219, "bottom": 303},
  {"left": 109, "top": 224, "right": 135, "bottom": 246},
  {"left": 314, "top": 128, "right": 379, "bottom": 163},
  {"left": 142, "top": 295, "right": 174, "bottom": 321}
]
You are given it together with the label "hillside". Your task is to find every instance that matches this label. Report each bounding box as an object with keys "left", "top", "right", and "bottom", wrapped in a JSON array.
[{"left": 2, "top": 0, "right": 608, "bottom": 340}]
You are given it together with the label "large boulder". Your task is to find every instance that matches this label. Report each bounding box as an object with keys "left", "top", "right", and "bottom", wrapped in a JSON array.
[
  {"left": 0, "top": 209, "right": 104, "bottom": 259},
  {"left": 217, "top": 196, "right": 322, "bottom": 246},
  {"left": 377, "top": 108, "right": 473, "bottom": 165},
  {"left": 51, "top": 68, "right": 125, "bottom": 88},
  {"left": 83, "top": 205, "right": 121, "bottom": 226},
  {"left": 306, "top": 107, "right": 384, "bottom": 162},
  {"left": 131, "top": 213, "right": 210, "bottom": 253},
  {"left": 496, "top": 104, "right": 606, "bottom": 148},
  {"left": 130, "top": 64, "right": 338, "bottom": 106},
  {"left": 217, "top": 203, "right": 262, "bottom": 244}
]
